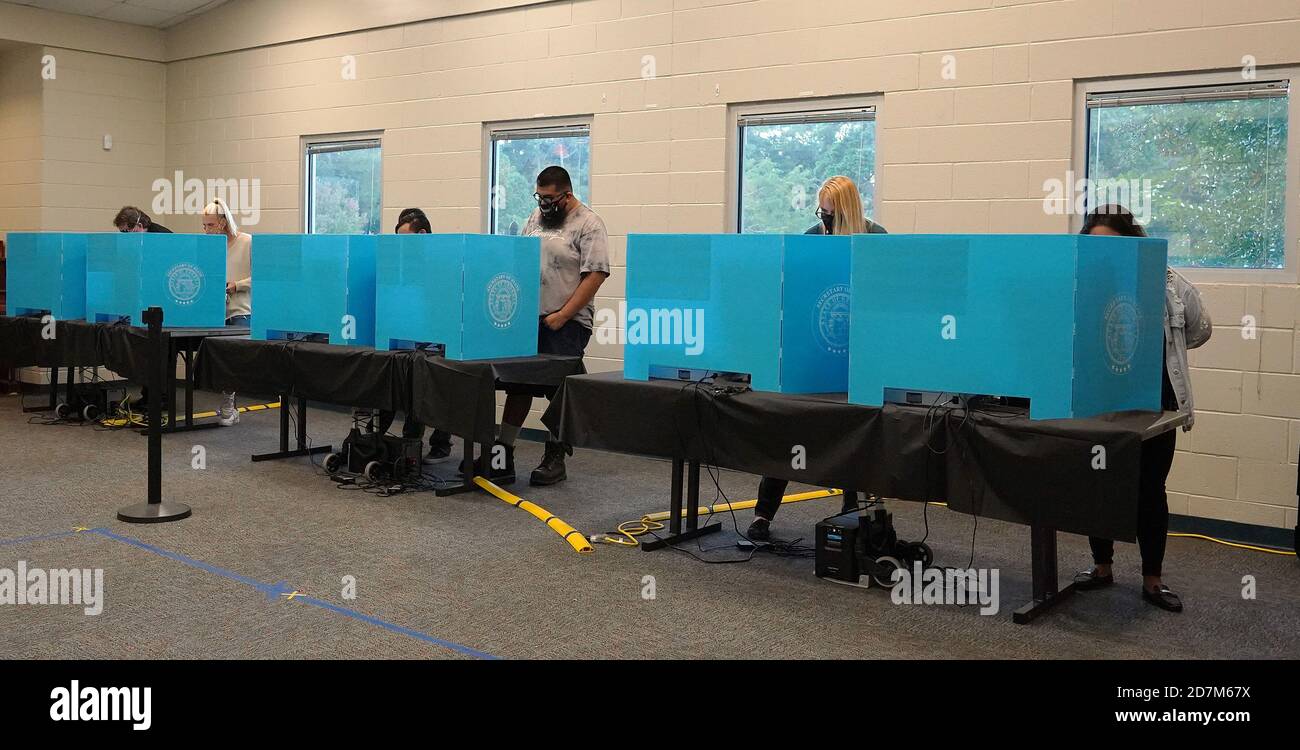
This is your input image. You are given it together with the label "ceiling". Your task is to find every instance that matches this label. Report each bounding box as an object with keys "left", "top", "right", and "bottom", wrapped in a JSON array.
[{"left": 1, "top": 0, "right": 231, "bottom": 29}]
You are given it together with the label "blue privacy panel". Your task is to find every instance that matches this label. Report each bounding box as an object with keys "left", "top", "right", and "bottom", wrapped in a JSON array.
[
  {"left": 251, "top": 234, "right": 377, "bottom": 346},
  {"left": 624, "top": 234, "right": 851, "bottom": 393},
  {"left": 375, "top": 234, "right": 540, "bottom": 359},
  {"left": 848, "top": 234, "right": 1167, "bottom": 420},
  {"left": 5, "top": 233, "right": 87, "bottom": 319},
  {"left": 85, "top": 233, "right": 226, "bottom": 327}
]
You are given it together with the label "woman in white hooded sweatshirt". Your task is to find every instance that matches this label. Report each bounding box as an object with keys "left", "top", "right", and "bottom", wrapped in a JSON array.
[{"left": 202, "top": 198, "right": 252, "bottom": 426}]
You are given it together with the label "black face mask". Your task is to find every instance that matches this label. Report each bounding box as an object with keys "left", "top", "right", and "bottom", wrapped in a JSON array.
[
  {"left": 821, "top": 212, "right": 835, "bottom": 233},
  {"left": 537, "top": 194, "right": 569, "bottom": 228}
]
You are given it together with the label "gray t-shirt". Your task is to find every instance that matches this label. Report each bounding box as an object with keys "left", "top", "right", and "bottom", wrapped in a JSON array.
[{"left": 522, "top": 201, "right": 611, "bottom": 330}]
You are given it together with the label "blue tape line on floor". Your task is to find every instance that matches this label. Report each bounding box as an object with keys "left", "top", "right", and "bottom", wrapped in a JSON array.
[
  {"left": 295, "top": 597, "right": 498, "bottom": 660},
  {"left": 81, "top": 528, "right": 498, "bottom": 660},
  {"left": 91, "top": 528, "right": 278, "bottom": 594}
]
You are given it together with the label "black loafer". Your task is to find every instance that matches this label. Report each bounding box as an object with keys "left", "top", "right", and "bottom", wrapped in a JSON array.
[
  {"left": 1142, "top": 584, "right": 1183, "bottom": 613},
  {"left": 1072, "top": 569, "right": 1115, "bottom": 590},
  {"left": 747, "top": 518, "right": 771, "bottom": 541}
]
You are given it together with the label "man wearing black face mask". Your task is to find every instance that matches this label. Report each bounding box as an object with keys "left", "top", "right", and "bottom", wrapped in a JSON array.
[{"left": 491, "top": 166, "right": 610, "bottom": 486}]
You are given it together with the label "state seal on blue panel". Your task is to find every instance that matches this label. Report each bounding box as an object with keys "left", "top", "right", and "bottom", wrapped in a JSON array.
[
  {"left": 814, "top": 283, "right": 851, "bottom": 355},
  {"left": 167, "top": 263, "right": 203, "bottom": 306},
  {"left": 486, "top": 273, "right": 521, "bottom": 329},
  {"left": 1103, "top": 294, "right": 1141, "bottom": 375}
]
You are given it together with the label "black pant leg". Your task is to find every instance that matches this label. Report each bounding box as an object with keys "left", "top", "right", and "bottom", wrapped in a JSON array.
[
  {"left": 755, "top": 477, "right": 788, "bottom": 519},
  {"left": 401, "top": 418, "right": 425, "bottom": 441},
  {"left": 1088, "top": 537, "right": 1115, "bottom": 566},
  {"left": 1137, "top": 429, "right": 1176, "bottom": 577}
]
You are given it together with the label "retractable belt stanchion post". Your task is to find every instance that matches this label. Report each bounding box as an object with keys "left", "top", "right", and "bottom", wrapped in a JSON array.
[{"left": 118, "top": 306, "right": 191, "bottom": 523}]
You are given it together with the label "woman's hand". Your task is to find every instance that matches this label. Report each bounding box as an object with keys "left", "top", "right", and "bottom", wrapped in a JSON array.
[{"left": 226, "top": 282, "right": 236, "bottom": 296}]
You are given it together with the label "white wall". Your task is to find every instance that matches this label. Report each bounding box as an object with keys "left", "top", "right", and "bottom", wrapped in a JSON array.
[
  {"left": 0, "top": 45, "right": 45, "bottom": 237},
  {"left": 3, "top": 0, "right": 1298, "bottom": 530}
]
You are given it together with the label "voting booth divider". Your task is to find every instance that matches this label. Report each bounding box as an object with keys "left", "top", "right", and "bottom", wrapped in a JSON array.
[
  {"left": 252, "top": 234, "right": 377, "bottom": 346},
  {"left": 848, "top": 233, "right": 1168, "bottom": 420},
  {"left": 623, "top": 233, "right": 851, "bottom": 394},
  {"left": 86, "top": 233, "right": 228, "bottom": 328},
  {"left": 374, "top": 233, "right": 540, "bottom": 359},
  {"left": 4, "top": 233, "right": 88, "bottom": 320}
]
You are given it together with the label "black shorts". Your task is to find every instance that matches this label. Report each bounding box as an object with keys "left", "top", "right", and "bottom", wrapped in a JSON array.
[
  {"left": 503, "top": 317, "right": 591, "bottom": 398},
  {"left": 538, "top": 317, "right": 592, "bottom": 356}
]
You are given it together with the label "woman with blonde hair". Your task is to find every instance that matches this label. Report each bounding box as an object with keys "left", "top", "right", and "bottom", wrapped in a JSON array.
[
  {"left": 749, "top": 175, "right": 886, "bottom": 542},
  {"left": 202, "top": 198, "right": 253, "bottom": 426},
  {"left": 805, "top": 175, "right": 886, "bottom": 236}
]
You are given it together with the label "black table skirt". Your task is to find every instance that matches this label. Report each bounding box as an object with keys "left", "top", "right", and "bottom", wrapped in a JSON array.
[
  {"left": 195, "top": 337, "right": 584, "bottom": 445},
  {"left": 2, "top": 315, "right": 250, "bottom": 382},
  {"left": 410, "top": 353, "right": 585, "bottom": 444},
  {"left": 543, "top": 372, "right": 1182, "bottom": 541},
  {"left": 1, "top": 316, "right": 165, "bottom": 380}
]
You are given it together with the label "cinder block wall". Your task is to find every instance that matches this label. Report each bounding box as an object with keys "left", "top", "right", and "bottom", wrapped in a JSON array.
[
  {"left": 14, "top": 0, "right": 1300, "bottom": 529},
  {"left": 0, "top": 45, "right": 45, "bottom": 236},
  {"left": 38, "top": 48, "right": 166, "bottom": 234}
]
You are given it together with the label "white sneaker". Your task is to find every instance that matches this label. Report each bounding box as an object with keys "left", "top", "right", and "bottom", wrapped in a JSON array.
[{"left": 218, "top": 393, "right": 240, "bottom": 426}]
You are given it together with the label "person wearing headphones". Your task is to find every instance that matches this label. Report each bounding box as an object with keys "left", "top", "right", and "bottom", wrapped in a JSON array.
[
  {"left": 748, "top": 175, "right": 884, "bottom": 541},
  {"left": 117, "top": 206, "right": 175, "bottom": 412},
  {"left": 113, "top": 206, "right": 173, "bottom": 234},
  {"left": 202, "top": 198, "right": 252, "bottom": 426}
]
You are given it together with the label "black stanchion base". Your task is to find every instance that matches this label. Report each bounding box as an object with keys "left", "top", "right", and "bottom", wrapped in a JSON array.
[{"left": 117, "top": 501, "right": 192, "bottom": 524}]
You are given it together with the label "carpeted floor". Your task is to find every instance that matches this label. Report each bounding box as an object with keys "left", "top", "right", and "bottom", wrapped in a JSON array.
[{"left": 1, "top": 389, "right": 1297, "bottom": 660}]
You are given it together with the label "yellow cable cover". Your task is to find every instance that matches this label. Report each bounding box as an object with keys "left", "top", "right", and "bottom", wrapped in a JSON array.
[{"left": 473, "top": 476, "right": 594, "bottom": 554}]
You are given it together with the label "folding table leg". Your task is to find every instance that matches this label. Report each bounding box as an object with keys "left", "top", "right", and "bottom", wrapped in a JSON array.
[
  {"left": 1012, "top": 524, "right": 1078, "bottom": 624},
  {"left": 642, "top": 457, "right": 721, "bottom": 552}
]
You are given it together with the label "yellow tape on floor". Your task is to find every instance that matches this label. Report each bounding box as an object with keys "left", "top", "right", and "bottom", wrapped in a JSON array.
[
  {"left": 190, "top": 400, "right": 281, "bottom": 420},
  {"left": 99, "top": 400, "right": 280, "bottom": 427},
  {"left": 473, "top": 476, "right": 594, "bottom": 554},
  {"left": 641, "top": 488, "right": 843, "bottom": 522}
]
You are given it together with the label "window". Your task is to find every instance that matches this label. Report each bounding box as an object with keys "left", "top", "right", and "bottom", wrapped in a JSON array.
[
  {"left": 487, "top": 123, "right": 591, "bottom": 235},
  {"left": 734, "top": 103, "right": 878, "bottom": 234},
  {"left": 1085, "top": 81, "right": 1290, "bottom": 270},
  {"left": 304, "top": 137, "right": 382, "bottom": 234}
]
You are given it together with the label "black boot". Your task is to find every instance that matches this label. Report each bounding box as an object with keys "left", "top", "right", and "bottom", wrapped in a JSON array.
[
  {"left": 427, "top": 429, "right": 453, "bottom": 460},
  {"left": 474, "top": 441, "right": 514, "bottom": 481},
  {"left": 530, "top": 440, "right": 569, "bottom": 486}
]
